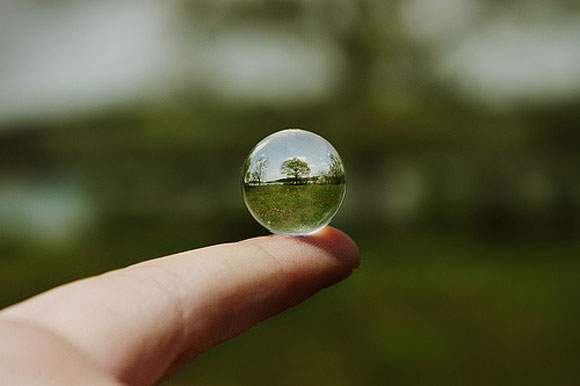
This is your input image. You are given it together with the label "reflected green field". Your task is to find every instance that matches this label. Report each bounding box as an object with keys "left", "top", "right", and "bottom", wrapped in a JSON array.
[{"left": 243, "top": 184, "right": 346, "bottom": 234}]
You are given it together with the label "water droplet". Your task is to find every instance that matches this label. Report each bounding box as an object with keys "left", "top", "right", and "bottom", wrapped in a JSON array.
[{"left": 242, "top": 128, "right": 346, "bottom": 235}]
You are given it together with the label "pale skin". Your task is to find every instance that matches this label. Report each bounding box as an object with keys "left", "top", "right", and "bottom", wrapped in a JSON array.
[{"left": 0, "top": 226, "right": 359, "bottom": 385}]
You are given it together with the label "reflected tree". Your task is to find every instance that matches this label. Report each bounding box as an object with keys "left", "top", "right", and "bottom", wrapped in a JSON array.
[
  {"left": 280, "top": 157, "right": 310, "bottom": 184},
  {"left": 321, "top": 154, "right": 345, "bottom": 184},
  {"left": 251, "top": 155, "right": 269, "bottom": 184},
  {"left": 327, "top": 153, "right": 345, "bottom": 184}
]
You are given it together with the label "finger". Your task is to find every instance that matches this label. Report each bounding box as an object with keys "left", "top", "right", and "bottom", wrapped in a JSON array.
[
  {"left": 0, "top": 319, "right": 122, "bottom": 386},
  {"left": 0, "top": 226, "right": 359, "bottom": 386}
]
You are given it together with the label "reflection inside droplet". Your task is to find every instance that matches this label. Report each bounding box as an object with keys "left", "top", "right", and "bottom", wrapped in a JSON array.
[{"left": 241, "top": 128, "right": 346, "bottom": 235}]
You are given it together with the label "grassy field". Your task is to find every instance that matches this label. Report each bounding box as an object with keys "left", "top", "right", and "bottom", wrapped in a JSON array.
[{"left": 243, "top": 183, "right": 346, "bottom": 234}]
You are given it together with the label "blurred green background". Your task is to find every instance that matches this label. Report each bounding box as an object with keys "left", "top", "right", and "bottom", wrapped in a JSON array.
[{"left": 1, "top": 1, "right": 580, "bottom": 385}]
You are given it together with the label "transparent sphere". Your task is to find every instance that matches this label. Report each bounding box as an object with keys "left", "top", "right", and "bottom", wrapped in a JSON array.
[{"left": 242, "top": 128, "right": 346, "bottom": 235}]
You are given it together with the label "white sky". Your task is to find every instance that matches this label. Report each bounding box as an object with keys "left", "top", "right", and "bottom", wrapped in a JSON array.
[
  {"left": 401, "top": 0, "right": 580, "bottom": 107},
  {"left": 1, "top": 0, "right": 579, "bottom": 121},
  {"left": 0, "top": 1, "right": 342, "bottom": 123}
]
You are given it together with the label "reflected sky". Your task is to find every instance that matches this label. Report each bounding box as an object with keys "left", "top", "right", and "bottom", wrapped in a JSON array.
[{"left": 245, "top": 129, "right": 342, "bottom": 182}]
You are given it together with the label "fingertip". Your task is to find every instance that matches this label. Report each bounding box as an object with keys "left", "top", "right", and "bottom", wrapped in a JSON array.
[
  {"left": 300, "top": 226, "right": 360, "bottom": 269},
  {"left": 253, "top": 225, "right": 360, "bottom": 287},
  {"left": 241, "top": 225, "right": 360, "bottom": 300}
]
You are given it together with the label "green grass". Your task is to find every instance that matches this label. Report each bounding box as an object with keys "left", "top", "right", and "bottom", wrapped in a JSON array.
[{"left": 243, "top": 183, "right": 346, "bottom": 234}]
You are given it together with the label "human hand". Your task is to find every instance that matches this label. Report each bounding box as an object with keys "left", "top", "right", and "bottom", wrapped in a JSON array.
[{"left": 0, "top": 227, "right": 359, "bottom": 385}]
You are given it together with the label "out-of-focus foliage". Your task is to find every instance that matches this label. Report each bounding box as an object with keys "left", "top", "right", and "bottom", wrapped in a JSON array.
[{"left": 1, "top": 1, "right": 579, "bottom": 385}]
